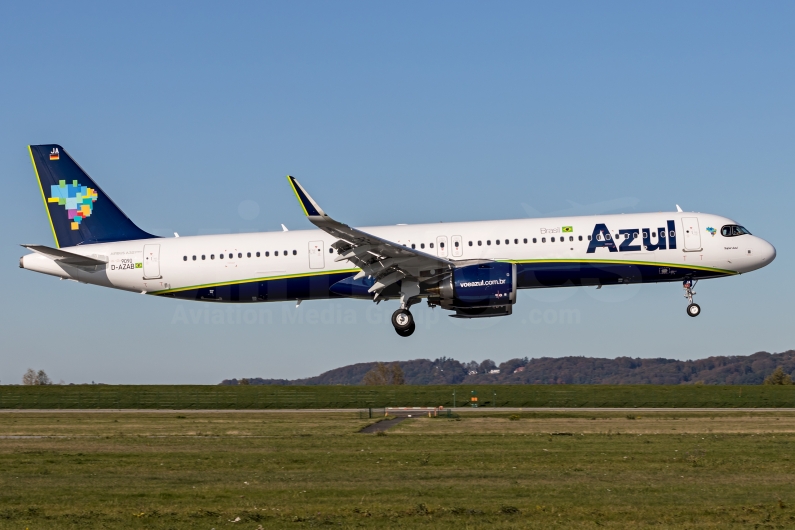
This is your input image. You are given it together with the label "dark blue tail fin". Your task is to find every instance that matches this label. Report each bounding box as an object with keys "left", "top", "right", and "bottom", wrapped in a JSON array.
[{"left": 28, "top": 144, "right": 156, "bottom": 248}]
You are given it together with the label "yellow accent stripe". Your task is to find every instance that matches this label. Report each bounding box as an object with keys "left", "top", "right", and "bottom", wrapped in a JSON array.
[
  {"left": 506, "top": 258, "right": 737, "bottom": 275},
  {"left": 151, "top": 268, "right": 360, "bottom": 295},
  {"left": 28, "top": 146, "right": 59, "bottom": 248},
  {"left": 287, "top": 175, "right": 309, "bottom": 217}
]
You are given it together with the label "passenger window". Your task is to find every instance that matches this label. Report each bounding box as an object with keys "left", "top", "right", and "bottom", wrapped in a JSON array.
[
  {"left": 421, "top": 243, "right": 425, "bottom": 249},
  {"left": 542, "top": 237, "right": 546, "bottom": 243},
  {"left": 256, "top": 252, "right": 260, "bottom": 257},
  {"left": 652, "top": 232, "right": 656, "bottom": 238},
  {"left": 201, "top": 255, "right": 205, "bottom": 260},
  {"left": 605, "top": 234, "right": 612, "bottom": 240},
  {"left": 211, "top": 254, "right": 215, "bottom": 260},
  {"left": 430, "top": 243, "right": 434, "bottom": 248},
  {"left": 411, "top": 243, "right": 416, "bottom": 249},
  {"left": 229, "top": 253, "right": 233, "bottom": 259},
  {"left": 523, "top": 238, "right": 528, "bottom": 244},
  {"left": 468, "top": 241, "right": 473, "bottom": 246},
  {"left": 551, "top": 237, "right": 555, "bottom": 242},
  {"left": 477, "top": 241, "right": 482, "bottom": 246},
  {"left": 192, "top": 255, "right": 197, "bottom": 261},
  {"left": 284, "top": 250, "right": 288, "bottom": 255},
  {"left": 292, "top": 250, "right": 297, "bottom": 255},
  {"left": 486, "top": 240, "right": 491, "bottom": 245},
  {"left": 623, "top": 234, "right": 629, "bottom": 240},
  {"left": 247, "top": 252, "right": 251, "bottom": 258},
  {"left": 669, "top": 231, "right": 675, "bottom": 238},
  {"left": 578, "top": 236, "right": 582, "bottom": 241},
  {"left": 274, "top": 251, "right": 278, "bottom": 256},
  {"left": 532, "top": 238, "right": 536, "bottom": 243},
  {"left": 329, "top": 248, "right": 333, "bottom": 253},
  {"left": 569, "top": 236, "right": 573, "bottom": 242},
  {"left": 265, "top": 251, "right": 270, "bottom": 257},
  {"left": 642, "top": 232, "right": 648, "bottom": 239},
  {"left": 514, "top": 239, "right": 518, "bottom": 244},
  {"left": 183, "top": 256, "right": 187, "bottom": 261},
  {"left": 219, "top": 254, "right": 224, "bottom": 259},
  {"left": 495, "top": 239, "right": 500, "bottom": 245},
  {"left": 505, "top": 239, "right": 509, "bottom": 244},
  {"left": 238, "top": 253, "right": 242, "bottom": 258}
]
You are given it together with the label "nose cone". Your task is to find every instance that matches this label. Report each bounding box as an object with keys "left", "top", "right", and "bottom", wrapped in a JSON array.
[
  {"left": 757, "top": 238, "right": 776, "bottom": 266},
  {"left": 753, "top": 237, "right": 776, "bottom": 269}
]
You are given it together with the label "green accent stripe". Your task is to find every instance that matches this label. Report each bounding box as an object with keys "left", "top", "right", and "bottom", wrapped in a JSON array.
[
  {"left": 28, "top": 146, "right": 60, "bottom": 248},
  {"left": 506, "top": 258, "right": 738, "bottom": 275},
  {"left": 151, "top": 268, "right": 360, "bottom": 295},
  {"left": 287, "top": 175, "right": 309, "bottom": 217}
]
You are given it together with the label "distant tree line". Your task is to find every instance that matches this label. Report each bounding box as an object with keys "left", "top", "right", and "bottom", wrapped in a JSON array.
[
  {"left": 221, "top": 350, "right": 795, "bottom": 386},
  {"left": 22, "top": 369, "right": 51, "bottom": 385}
]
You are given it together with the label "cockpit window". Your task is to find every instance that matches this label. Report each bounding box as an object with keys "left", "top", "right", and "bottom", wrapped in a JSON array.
[{"left": 721, "top": 225, "right": 751, "bottom": 237}]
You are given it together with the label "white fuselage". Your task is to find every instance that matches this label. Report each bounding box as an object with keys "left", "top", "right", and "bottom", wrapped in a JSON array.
[{"left": 20, "top": 211, "right": 775, "bottom": 302}]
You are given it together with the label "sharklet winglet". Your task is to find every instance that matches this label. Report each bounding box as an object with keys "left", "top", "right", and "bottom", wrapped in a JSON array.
[{"left": 286, "top": 176, "right": 326, "bottom": 218}]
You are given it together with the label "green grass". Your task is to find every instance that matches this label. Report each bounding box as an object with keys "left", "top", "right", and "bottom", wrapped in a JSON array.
[
  {"left": 1, "top": 384, "right": 794, "bottom": 409},
  {"left": 1, "top": 411, "right": 795, "bottom": 528}
]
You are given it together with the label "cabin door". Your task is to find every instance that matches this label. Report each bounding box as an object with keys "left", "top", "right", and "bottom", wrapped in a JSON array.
[
  {"left": 143, "top": 244, "right": 161, "bottom": 279},
  {"left": 682, "top": 217, "right": 702, "bottom": 251},
  {"left": 308, "top": 240, "right": 325, "bottom": 269}
]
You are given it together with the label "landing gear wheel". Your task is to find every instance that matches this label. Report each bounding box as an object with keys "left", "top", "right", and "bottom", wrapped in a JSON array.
[
  {"left": 686, "top": 303, "right": 701, "bottom": 317},
  {"left": 391, "top": 309, "right": 414, "bottom": 331},
  {"left": 395, "top": 321, "right": 416, "bottom": 337}
]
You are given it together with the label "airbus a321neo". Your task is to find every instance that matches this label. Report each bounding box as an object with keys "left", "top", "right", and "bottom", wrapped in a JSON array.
[{"left": 20, "top": 145, "right": 776, "bottom": 336}]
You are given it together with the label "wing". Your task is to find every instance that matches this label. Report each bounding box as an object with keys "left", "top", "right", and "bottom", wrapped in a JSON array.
[
  {"left": 287, "top": 176, "right": 454, "bottom": 299},
  {"left": 21, "top": 244, "right": 107, "bottom": 267}
]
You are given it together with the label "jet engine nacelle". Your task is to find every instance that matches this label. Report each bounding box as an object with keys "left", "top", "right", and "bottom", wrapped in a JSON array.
[{"left": 430, "top": 262, "right": 517, "bottom": 318}]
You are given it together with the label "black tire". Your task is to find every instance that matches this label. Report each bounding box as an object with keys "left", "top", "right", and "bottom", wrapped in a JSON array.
[
  {"left": 686, "top": 303, "right": 701, "bottom": 317},
  {"left": 391, "top": 309, "right": 414, "bottom": 331},
  {"left": 395, "top": 321, "right": 416, "bottom": 337}
]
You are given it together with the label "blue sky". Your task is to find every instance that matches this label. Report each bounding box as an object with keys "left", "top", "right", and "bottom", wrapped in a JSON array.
[{"left": 1, "top": 2, "right": 793, "bottom": 384}]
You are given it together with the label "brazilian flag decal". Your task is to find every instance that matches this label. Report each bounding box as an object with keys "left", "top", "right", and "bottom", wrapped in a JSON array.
[{"left": 562, "top": 226, "right": 573, "bottom": 233}]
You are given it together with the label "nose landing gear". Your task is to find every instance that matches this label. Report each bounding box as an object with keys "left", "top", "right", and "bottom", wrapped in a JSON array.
[{"left": 683, "top": 279, "right": 700, "bottom": 317}]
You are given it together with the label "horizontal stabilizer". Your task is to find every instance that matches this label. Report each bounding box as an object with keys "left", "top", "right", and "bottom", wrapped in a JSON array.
[{"left": 21, "top": 244, "right": 107, "bottom": 267}]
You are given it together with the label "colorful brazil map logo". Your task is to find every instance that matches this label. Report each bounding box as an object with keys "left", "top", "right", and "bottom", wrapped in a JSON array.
[{"left": 48, "top": 180, "right": 98, "bottom": 230}]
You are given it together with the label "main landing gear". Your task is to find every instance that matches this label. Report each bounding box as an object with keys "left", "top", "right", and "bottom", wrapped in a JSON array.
[
  {"left": 392, "top": 308, "right": 415, "bottom": 337},
  {"left": 683, "top": 279, "right": 701, "bottom": 317},
  {"left": 392, "top": 281, "right": 420, "bottom": 337}
]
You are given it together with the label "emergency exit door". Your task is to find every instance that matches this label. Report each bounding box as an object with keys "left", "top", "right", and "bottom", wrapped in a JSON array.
[
  {"left": 143, "top": 244, "right": 161, "bottom": 279},
  {"left": 451, "top": 235, "right": 463, "bottom": 257}
]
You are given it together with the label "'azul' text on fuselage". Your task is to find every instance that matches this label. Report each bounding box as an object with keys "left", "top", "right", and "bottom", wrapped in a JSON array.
[{"left": 587, "top": 220, "right": 677, "bottom": 253}]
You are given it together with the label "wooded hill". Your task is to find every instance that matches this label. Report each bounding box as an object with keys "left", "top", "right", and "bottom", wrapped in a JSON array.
[{"left": 222, "top": 350, "right": 795, "bottom": 386}]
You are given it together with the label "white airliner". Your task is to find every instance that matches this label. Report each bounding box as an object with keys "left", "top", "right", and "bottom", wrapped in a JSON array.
[{"left": 21, "top": 145, "right": 776, "bottom": 336}]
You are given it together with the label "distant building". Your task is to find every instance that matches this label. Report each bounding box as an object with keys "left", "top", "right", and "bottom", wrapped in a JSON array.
[
  {"left": 513, "top": 367, "right": 525, "bottom": 373},
  {"left": 488, "top": 369, "right": 501, "bottom": 374},
  {"left": 468, "top": 370, "right": 478, "bottom": 375}
]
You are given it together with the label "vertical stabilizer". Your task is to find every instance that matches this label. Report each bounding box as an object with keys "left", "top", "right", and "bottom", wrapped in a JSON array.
[{"left": 28, "top": 144, "right": 156, "bottom": 247}]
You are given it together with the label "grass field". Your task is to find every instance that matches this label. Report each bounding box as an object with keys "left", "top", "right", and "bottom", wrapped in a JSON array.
[
  {"left": 1, "top": 384, "right": 795, "bottom": 409},
  {"left": 1, "top": 410, "right": 795, "bottom": 528}
]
